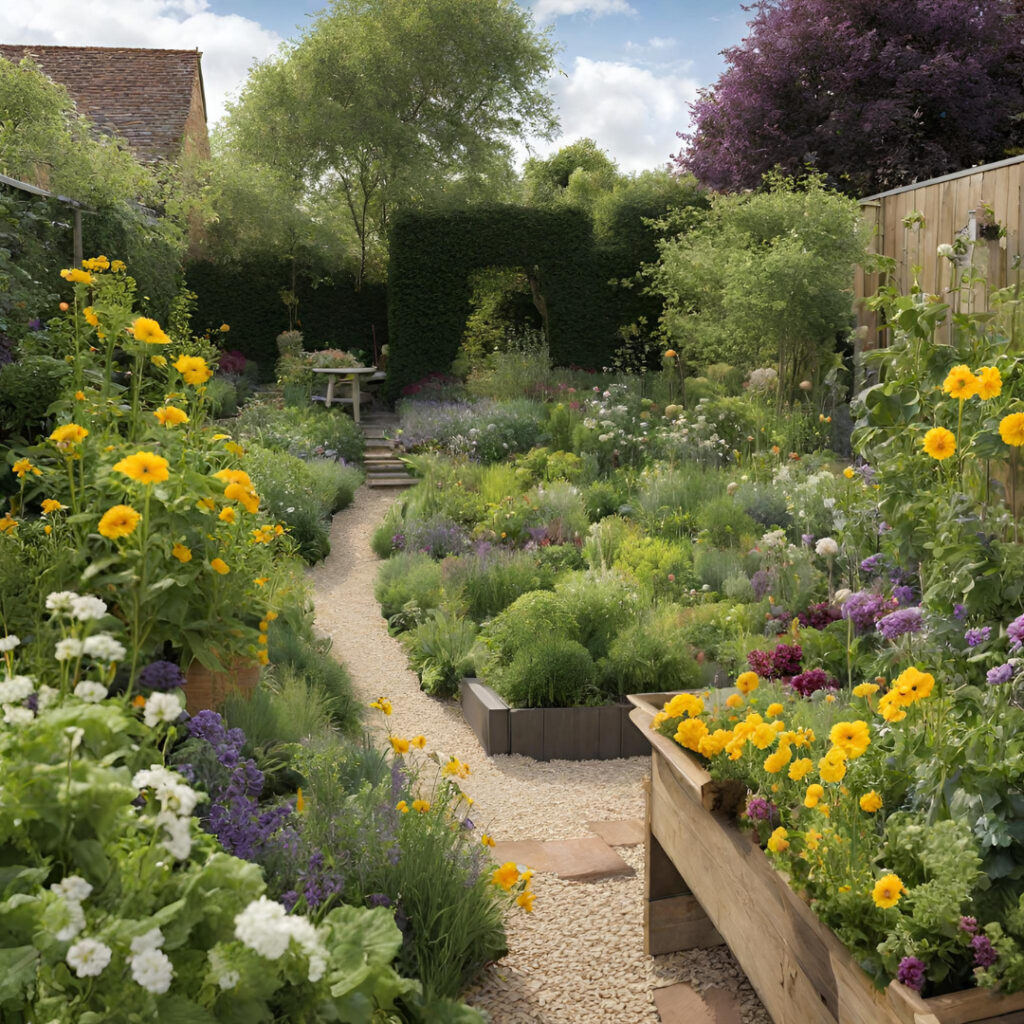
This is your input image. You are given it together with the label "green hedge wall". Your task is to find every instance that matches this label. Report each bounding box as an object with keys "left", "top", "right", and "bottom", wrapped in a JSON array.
[
  {"left": 186, "top": 260, "right": 387, "bottom": 379},
  {"left": 386, "top": 204, "right": 615, "bottom": 400}
]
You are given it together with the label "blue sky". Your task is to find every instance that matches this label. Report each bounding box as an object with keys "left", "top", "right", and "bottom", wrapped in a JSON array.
[{"left": 0, "top": 0, "right": 752, "bottom": 172}]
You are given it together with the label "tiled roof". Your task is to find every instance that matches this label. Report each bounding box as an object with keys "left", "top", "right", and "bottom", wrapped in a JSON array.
[{"left": 0, "top": 44, "right": 206, "bottom": 161}]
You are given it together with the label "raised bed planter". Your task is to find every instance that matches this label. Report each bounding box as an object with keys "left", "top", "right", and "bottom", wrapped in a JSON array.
[
  {"left": 460, "top": 678, "right": 648, "bottom": 761},
  {"left": 628, "top": 691, "right": 1024, "bottom": 1024}
]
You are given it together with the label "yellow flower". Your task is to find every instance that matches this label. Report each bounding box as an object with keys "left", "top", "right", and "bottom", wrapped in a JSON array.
[
  {"left": 172, "top": 543, "right": 192, "bottom": 563},
  {"left": 878, "top": 691, "right": 908, "bottom": 722},
  {"left": 49, "top": 423, "right": 88, "bottom": 449},
  {"left": 173, "top": 354, "right": 212, "bottom": 385},
  {"left": 976, "top": 365, "right": 1002, "bottom": 400},
  {"left": 154, "top": 406, "right": 189, "bottom": 427},
  {"left": 804, "top": 828, "right": 822, "bottom": 851},
  {"left": 113, "top": 451, "right": 170, "bottom": 485},
  {"left": 98, "top": 504, "right": 141, "bottom": 540},
  {"left": 766, "top": 827, "right": 789, "bottom": 853},
  {"left": 697, "top": 728, "right": 733, "bottom": 758},
  {"left": 673, "top": 717, "right": 709, "bottom": 751},
  {"left": 922, "top": 427, "right": 956, "bottom": 460},
  {"left": 1000, "top": 412, "right": 1024, "bottom": 447},
  {"left": 111, "top": 259, "right": 126, "bottom": 273},
  {"left": 859, "top": 791, "right": 883, "bottom": 813},
  {"left": 442, "top": 756, "right": 471, "bottom": 778},
  {"left": 210, "top": 558, "right": 230, "bottom": 575},
  {"left": 893, "top": 666, "right": 935, "bottom": 704},
  {"left": 725, "top": 693, "right": 744, "bottom": 709},
  {"left": 411, "top": 735, "right": 427, "bottom": 749},
  {"left": 943, "top": 364, "right": 979, "bottom": 400},
  {"left": 60, "top": 267, "right": 93, "bottom": 285},
  {"left": 41, "top": 499, "right": 66, "bottom": 515},
  {"left": 370, "top": 697, "right": 392, "bottom": 716},
  {"left": 256, "top": 649, "right": 269, "bottom": 665},
  {"left": 132, "top": 317, "right": 171, "bottom": 345},
  {"left": 0, "top": 515, "right": 17, "bottom": 535},
  {"left": 224, "top": 441, "right": 245, "bottom": 457},
  {"left": 481, "top": 833, "right": 495, "bottom": 847},
  {"left": 843, "top": 466, "right": 856, "bottom": 479},
  {"left": 818, "top": 748, "right": 847, "bottom": 783},
  {"left": 390, "top": 736, "right": 410, "bottom": 754},
  {"left": 788, "top": 757, "right": 813, "bottom": 781},
  {"left": 151, "top": 355, "right": 167, "bottom": 368},
  {"left": 295, "top": 788, "right": 306, "bottom": 815},
  {"left": 735, "top": 671, "right": 759, "bottom": 694},
  {"left": 853, "top": 682, "right": 879, "bottom": 699},
  {"left": 750, "top": 723, "right": 778, "bottom": 750},
  {"left": 664, "top": 692, "right": 704, "bottom": 718},
  {"left": 396, "top": 800, "right": 409, "bottom": 814},
  {"left": 766, "top": 702, "right": 784, "bottom": 718},
  {"left": 828, "top": 720, "right": 871, "bottom": 759},
  {"left": 491, "top": 862, "right": 520, "bottom": 890},
  {"left": 81, "top": 255, "right": 109, "bottom": 272},
  {"left": 218, "top": 507, "right": 236, "bottom": 524},
  {"left": 224, "top": 482, "right": 260, "bottom": 515},
  {"left": 763, "top": 745, "right": 792, "bottom": 773},
  {"left": 12, "top": 458, "right": 41, "bottom": 478},
  {"left": 83, "top": 306, "right": 99, "bottom": 327},
  {"left": 516, "top": 890, "right": 535, "bottom": 912},
  {"left": 412, "top": 799, "right": 430, "bottom": 814},
  {"left": 804, "top": 784, "right": 825, "bottom": 808},
  {"left": 872, "top": 873, "right": 906, "bottom": 909},
  {"left": 220, "top": 323, "right": 230, "bottom": 332},
  {"left": 254, "top": 576, "right": 269, "bottom": 587}
]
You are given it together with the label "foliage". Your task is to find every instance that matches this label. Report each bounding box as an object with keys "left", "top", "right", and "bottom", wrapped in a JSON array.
[
  {"left": 489, "top": 635, "right": 599, "bottom": 708},
  {"left": 675, "top": 0, "right": 1024, "bottom": 197},
  {"left": 374, "top": 553, "right": 443, "bottom": 624},
  {"left": 234, "top": 400, "right": 365, "bottom": 465},
  {"left": 401, "top": 607, "right": 478, "bottom": 698},
  {"left": 441, "top": 546, "right": 557, "bottom": 622}
]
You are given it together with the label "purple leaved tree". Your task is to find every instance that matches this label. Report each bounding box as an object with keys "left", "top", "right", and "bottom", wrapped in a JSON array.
[{"left": 675, "top": 0, "right": 1024, "bottom": 196}]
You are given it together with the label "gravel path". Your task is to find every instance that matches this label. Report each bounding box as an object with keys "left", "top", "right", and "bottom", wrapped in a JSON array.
[{"left": 309, "top": 487, "right": 770, "bottom": 1024}]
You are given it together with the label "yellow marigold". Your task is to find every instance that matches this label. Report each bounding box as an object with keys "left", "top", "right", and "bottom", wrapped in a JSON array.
[
  {"left": 763, "top": 745, "right": 792, "bottom": 773},
  {"left": 1000, "top": 412, "right": 1024, "bottom": 447},
  {"left": 60, "top": 267, "right": 93, "bottom": 285},
  {"left": 154, "top": 405, "right": 188, "bottom": 427},
  {"left": 878, "top": 691, "right": 907, "bottom": 722},
  {"left": 481, "top": 833, "right": 495, "bottom": 847},
  {"left": 664, "top": 692, "right": 704, "bottom": 718},
  {"left": 81, "top": 256, "right": 109, "bottom": 272},
  {"left": 650, "top": 711, "right": 669, "bottom": 730},
  {"left": 788, "top": 757, "right": 813, "bottom": 781},
  {"left": 224, "top": 482, "right": 260, "bottom": 515},
  {"left": 111, "top": 259, "right": 126, "bottom": 273},
  {"left": 131, "top": 317, "right": 171, "bottom": 346},
  {"left": 412, "top": 799, "right": 430, "bottom": 814},
  {"left": 697, "top": 728, "right": 733, "bottom": 758},
  {"left": 828, "top": 720, "right": 871, "bottom": 759},
  {"left": 943, "top": 364, "right": 979, "bottom": 400},
  {"left": 210, "top": 557, "right": 230, "bottom": 575},
  {"left": 766, "top": 827, "right": 789, "bottom": 853},
  {"left": 853, "top": 682, "right": 880, "bottom": 699},
  {"left": 49, "top": 423, "right": 88, "bottom": 449},
  {"left": 390, "top": 736, "right": 410, "bottom": 754},
  {"left": 818, "top": 748, "right": 847, "bottom": 783},
  {"left": 843, "top": 467, "right": 856, "bottom": 479},
  {"left": 976, "top": 365, "right": 1002, "bottom": 400},
  {"left": 735, "top": 671, "right": 759, "bottom": 694},
  {"left": 859, "top": 791, "right": 883, "bottom": 813},
  {"left": 220, "top": 323, "right": 230, "bottom": 332},
  {"left": 674, "top": 717, "right": 710, "bottom": 752},
  {"left": 516, "top": 890, "right": 535, "bottom": 912},
  {"left": 396, "top": 800, "right": 409, "bottom": 814},
  {"left": 83, "top": 306, "right": 99, "bottom": 327},
  {"left": 411, "top": 735, "right": 427, "bottom": 749},
  {"left": 766, "top": 702, "right": 784, "bottom": 718},
  {"left": 922, "top": 427, "right": 956, "bottom": 461},
  {"left": 663, "top": 349, "right": 677, "bottom": 359},
  {"left": 725, "top": 693, "right": 744, "bottom": 709},
  {"left": 893, "top": 666, "right": 935, "bottom": 704},
  {"left": 98, "top": 504, "right": 141, "bottom": 540},
  {"left": 12, "top": 458, "right": 41, "bottom": 478},
  {"left": 804, "top": 783, "right": 825, "bottom": 808},
  {"left": 369, "top": 697, "right": 392, "bottom": 715},
  {"left": 254, "top": 576, "right": 269, "bottom": 587},
  {"left": 750, "top": 722, "right": 778, "bottom": 750},
  {"left": 872, "top": 873, "right": 906, "bottom": 909},
  {"left": 173, "top": 354, "right": 212, "bottom": 385},
  {"left": 256, "top": 649, "right": 269, "bottom": 665},
  {"left": 0, "top": 515, "right": 17, "bottom": 535},
  {"left": 442, "top": 756, "right": 471, "bottom": 778},
  {"left": 224, "top": 441, "right": 245, "bottom": 457},
  {"left": 113, "top": 451, "right": 170, "bottom": 486},
  {"left": 170, "top": 543, "right": 192, "bottom": 563},
  {"left": 40, "top": 499, "right": 66, "bottom": 515},
  {"left": 151, "top": 355, "right": 167, "bottom": 368}
]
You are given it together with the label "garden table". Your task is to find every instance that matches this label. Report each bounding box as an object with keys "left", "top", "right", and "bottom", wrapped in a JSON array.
[{"left": 311, "top": 366, "right": 381, "bottom": 424}]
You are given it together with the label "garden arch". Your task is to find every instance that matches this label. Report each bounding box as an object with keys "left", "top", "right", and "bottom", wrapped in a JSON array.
[{"left": 385, "top": 204, "right": 613, "bottom": 400}]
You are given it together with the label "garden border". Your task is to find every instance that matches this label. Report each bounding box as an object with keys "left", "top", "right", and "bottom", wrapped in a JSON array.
[{"left": 460, "top": 678, "right": 648, "bottom": 761}]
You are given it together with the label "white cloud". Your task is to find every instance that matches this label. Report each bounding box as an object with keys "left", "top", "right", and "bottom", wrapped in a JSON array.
[
  {"left": 524, "top": 56, "right": 698, "bottom": 173},
  {"left": 0, "top": 1, "right": 281, "bottom": 127},
  {"left": 533, "top": 0, "right": 637, "bottom": 23},
  {"left": 647, "top": 36, "right": 676, "bottom": 49}
]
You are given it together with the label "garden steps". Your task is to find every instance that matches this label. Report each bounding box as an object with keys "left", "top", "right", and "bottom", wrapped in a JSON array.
[{"left": 359, "top": 416, "right": 415, "bottom": 489}]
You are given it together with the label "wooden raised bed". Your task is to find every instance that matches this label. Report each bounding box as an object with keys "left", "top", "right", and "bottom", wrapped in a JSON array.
[
  {"left": 460, "top": 678, "right": 648, "bottom": 761},
  {"left": 628, "top": 691, "right": 1024, "bottom": 1024}
]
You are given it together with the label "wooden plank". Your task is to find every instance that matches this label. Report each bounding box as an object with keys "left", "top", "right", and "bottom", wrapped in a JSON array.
[{"left": 918, "top": 987, "right": 1024, "bottom": 1024}]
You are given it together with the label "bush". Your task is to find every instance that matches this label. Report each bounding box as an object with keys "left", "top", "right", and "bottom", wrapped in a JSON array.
[
  {"left": 697, "top": 496, "right": 759, "bottom": 548},
  {"left": 372, "top": 501, "right": 406, "bottom": 558},
  {"left": 530, "top": 480, "right": 589, "bottom": 544},
  {"left": 583, "top": 477, "right": 631, "bottom": 521},
  {"left": 401, "top": 607, "right": 477, "bottom": 698},
  {"left": 603, "top": 615, "right": 701, "bottom": 696},
  {"left": 479, "top": 590, "right": 578, "bottom": 670},
  {"left": 694, "top": 545, "right": 747, "bottom": 593},
  {"left": 612, "top": 533, "right": 695, "bottom": 600},
  {"left": 490, "top": 636, "right": 599, "bottom": 708},
  {"left": 583, "top": 515, "right": 639, "bottom": 570},
  {"left": 374, "top": 553, "right": 443, "bottom": 625},
  {"left": 305, "top": 460, "right": 363, "bottom": 514},
  {"left": 0, "top": 353, "right": 71, "bottom": 436},
  {"left": 735, "top": 481, "right": 792, "bottom": 529},
  {"left": 635, "top": 466, "right": 725, "bottom": 539},
  {"left": 554, "top": 572, "right": 640, "bottom": 662},
  {"left": 441, "top": 547, "right": 557, "bottom": 622},
  {"left": 235, "top": 400, "right": 365, "bottom": 463}
]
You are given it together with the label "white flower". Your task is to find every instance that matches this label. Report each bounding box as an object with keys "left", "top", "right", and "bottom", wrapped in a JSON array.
[
  {"left": 133, "top": 765, "right": 199, "bottom": 816},
  {"left": 937, "top": 242, "right": 956, "bottom": 259},
  {"left": 308, "top": 953, "right": 327, "bottom": 983},
  {"left": 70, "top": 595, "right": 107, "bottom": 622},
  {"left": 2, "top": 706, "right": 34, "bottom": 725},
  {"left": 143, "top": 691, "right": 184, "bottom": 729},
  {"left": 73, "top": 681, "right": 108, "bottom": 703},
  {"left": 64, "top": 726, "right": 84, "bottom": 751},
  {"left": 208, "top": 947, "right": 241, "bottom": 989},
  {"left": 37, "top": 685, "right": 59, "bottom": 710},
  {"left": 130, "top": 928, "right": 164, "bottom": 955},
  {"left": 218, "top": 969, "right": 240, "bottom": 990},
  {"left": 234, "top": 896, "right": 291, "bottom": 959},
  {"left": 0, "top": 675, "right": 34, "bottom": 704},
  {"left": 66, "top": 938, "right": 112, "bottom": 978},
  {"left": 0, "top": 634, "right": 20, "bottom": 652},
  {"left": 51, "top": 875, "right": 93, "bottom": 904},
  {"left": 815, "top": 537, "right": 839, "bottom": 558},
  {"left": 54, "top": 638, "right": 84, "bottom": 661},
  {"left": 760, "top": 529, "right": 787, "bottom": 549},
  {"left": 82, "top": 634, "right": 126, "bottom": 663},
  {"left": 155, "top": 811, "right": 193, "bottom": 860},
  {"left": 130, "top": 947, "right": 174, "bottom": 994},
  {"left": 54, "top": 900, "right": 86, "bottom": 942},
  {"left": 46, "top": 591, "right": 80, "bottom": 615},
  {"left": 834, "top": 588, "right": 853, "bottom": 604}
]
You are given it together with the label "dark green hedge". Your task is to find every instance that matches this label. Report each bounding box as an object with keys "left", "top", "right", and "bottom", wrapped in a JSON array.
[
  {"left": 386, "top": 204, "right": 615, "bottom": 400},
  {"left": 186, "top": 260, "right": 387, "bottom": 379}
]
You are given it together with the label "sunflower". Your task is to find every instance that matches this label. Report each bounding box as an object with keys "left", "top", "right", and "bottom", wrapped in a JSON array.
[
  {"left": 942, "top": 364, "right": 979, "bottom": 400},
  {"left": 922, "top": 427, "right": 956, "bottom": 460},
  {"left": 153, "top": 406, "right": 188, "bottom": 427},
  {"left": 872, "top": 873, "right": 906, "bottom": 909}
]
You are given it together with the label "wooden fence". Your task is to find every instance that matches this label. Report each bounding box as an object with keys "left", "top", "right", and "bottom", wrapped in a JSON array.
[{"left": 856, "top": 154, "right": 1024, "bottom": 347}]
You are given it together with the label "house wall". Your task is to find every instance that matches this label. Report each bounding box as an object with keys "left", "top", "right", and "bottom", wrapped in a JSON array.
[{"left": 182, "top": 65, "right": 210, "bottom": 161}]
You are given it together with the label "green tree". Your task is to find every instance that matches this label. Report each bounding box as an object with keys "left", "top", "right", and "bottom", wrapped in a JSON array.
[{"left": 223, "top": 0, "right": 558, "bottom": 288}]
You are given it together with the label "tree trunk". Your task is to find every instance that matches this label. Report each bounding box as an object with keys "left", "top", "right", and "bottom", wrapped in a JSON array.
[{"left": 526, "top": 266, "right": 550, "bottom": 345}]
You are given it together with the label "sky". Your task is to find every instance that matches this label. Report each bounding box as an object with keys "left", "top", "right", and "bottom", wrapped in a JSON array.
[{"left": 0, "top": 0, "right": 752, "bottom": 173}]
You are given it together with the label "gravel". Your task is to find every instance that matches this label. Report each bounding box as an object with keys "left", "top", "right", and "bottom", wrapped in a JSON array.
[{"left": 310, "top": 486, "right": 770, "bottom": 1023}]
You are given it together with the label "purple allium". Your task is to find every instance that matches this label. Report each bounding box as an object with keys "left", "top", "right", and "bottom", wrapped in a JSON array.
[
  {"left": 893, "top": 586, "right": 915, "bottom": 606},
  {"left": 797, "top": 602, "right": 841, "bottom": 630},
  {"left": 24, "top": 692, "right": 38, "bottom": 713},
  {"left": 771, "top": 643, "right": 803, "bottom": 678},
  {"left": 138, "top": 660, "right": 187, "bottom": 692},
  {"left": 841, "top": 590, "right": 887, "bottom": 633},
  {"left": 391, "top": 533, "right": 406, "bottom": 551},
  {"left": 747, "top": 648, "right": 775, "bottom": 677},
  {"left": 1009, "top": 613, "right": 1024, "bottom": 652},
  {"left": 878, "top": 522, "right": 891, "bottom": 534},
  {"left": 876, "top": 607, "right": 923, "bottom": 641},
  {"left": 965, "top": 627, "right": 991, "bottom": 648},
  {"left": 897, "top": 956, "right": 927, "bottom": 991},
  {"left": 972, "top": 934, "right": 998, "bottom": 968},
  {"left": 746, "top": 796, "right": 776, "bottom": 821},
  {"left": 959, "top": 916, "right": 978, "bottom": 934},
  {"left": 987, "top": 663, "right": 1014, "bottom": 686},
  {"left": 953, "top": 603, "right": 968, "bottom": 620},
  {"left": 788, "top": 668, "right": 838, "bottom": 698}
]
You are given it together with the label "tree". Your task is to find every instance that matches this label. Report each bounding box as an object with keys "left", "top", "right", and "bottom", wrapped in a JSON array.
[
  {"left": 674, "top": 0, "right": 1024, "bottom": 197},
  {"left": 223, "top": 0, "right": 558, "bottom": 288}
]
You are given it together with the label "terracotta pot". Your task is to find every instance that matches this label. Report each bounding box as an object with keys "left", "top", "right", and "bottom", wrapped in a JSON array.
[{"left": 184, "top": 658, "right": 260, "bottom": 715}]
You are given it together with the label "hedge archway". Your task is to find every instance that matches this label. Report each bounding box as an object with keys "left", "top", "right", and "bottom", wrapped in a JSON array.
[{"left": 385, "top": 204, "right": 614, "bottom": 400}]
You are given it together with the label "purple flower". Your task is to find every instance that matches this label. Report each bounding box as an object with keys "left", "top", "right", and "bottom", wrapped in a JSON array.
[
  {"left": 1009, "top": 614, "right": 1024, "bottom": 652},
  {"left": 841, "top": 591, "right": 887, "bottom": 633},
  {"left": 860, "top": 554, "right": 885, "bottom": 575},
  {"left": 746, "top": 796, "right": 775, "bottom": 821},
  {"left": 27, "top": 318, "right": 42, "bottom": 331},
  {"left": 788, "top": 668, "right": 838, "bottom": 697},
  {"left": 892, "top": 586, "right": 915, "bottom": 606},
  {"left": 876, "top": 607, "right": 923, "bottom": 641},
  {"left": 772, "top": 643, "right": 803, "bottom": 678},
  {"left": 801, "top": 533, "right": 815, "bottom": 547},
  {"left": 138, "top": 660, "right": 187, "bottom": 692},
  {"left": 972, "top": 934, "right": 998, "bottom": 968},
  {"left": 391, "top": 533, "right": 406, "bottom": 551},
  {"left": 959, "top": 916, "right": 978, "bottom": 934},
  {"left": 878, "top": 521, "right": 891, "bottom": 534},
  {"left": 856, "top": 464, "right": 876, "bottom": 485},
  {"left": 797, "top": 602, "right": 841, "bottom": 630},
  {"left": 747, "top": 648, "right": 774, "bottom": 677},
  {"left": 897, "top": 956, "right": 927, "bottom": 991},
  {"left": 367, "top": 893, "right": 393, "bottom": 908},
  {"left": 987, "top": 663, "right": 1013, "bottom": 686},
  {"left": 750, "top": 569, "right": 773, "bottom": 600},
  {"left": 964, "top": 627, "right": 991, "bottom": 648},
  {"left": 953, "top": 603, "right": 968, "bottom": 620},
  {"left": 281, "top": 890, "right": 299, "bottom": 911}
]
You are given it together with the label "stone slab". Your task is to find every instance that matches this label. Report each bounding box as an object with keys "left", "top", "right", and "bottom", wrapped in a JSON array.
[
  {"left": 490, "top": 836, "right": 634, "bottom": 882},
  {"left": 653, "top": 983, "right": 715, "bottom": 1024},
  {"left": 586, "top": 818, "right": 645, "bottom": 847}
]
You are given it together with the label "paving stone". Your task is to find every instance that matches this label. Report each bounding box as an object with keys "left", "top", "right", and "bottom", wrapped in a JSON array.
[
  {"left": 586, "top": 817, "right": 645, "bottom": 847},
  {"left": 653, "top": 983, "right": 715, "bottom": 1024},
  {"left": 701, "top": 988, "right": 743, "bottom": 1024},
  {"left": 490, "top": 836, "right": 635, "bottom": 882}
]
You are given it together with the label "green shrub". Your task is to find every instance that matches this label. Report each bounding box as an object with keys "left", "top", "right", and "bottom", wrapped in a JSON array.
[
  {"left": 374, "top": 553, "right": 443, "bottom": 625},
  {"left": 694, "top": 545, "right": 747, "bottom": 592},
  {"left": 697, "top": 496, "right": 759, "bottom": 548},
  {"left": 401, "top": 607, "right": 477, "bottom": 698},
  {"left": 612, "top": 533, "right": 695, "bottom": 600},
  {"left": 682, "top": 375, "right": 721, "bottom": 406},
  {"left": 603, "top": 615, "right": 701, "bottom": 696},
  {"left": 305, "top": 459, "right": 363, "bottom": 514},
  {"left": 490, "top": 636, "right": 599, "bottom": 708},
  {"left": 205, "top": 375, "right": 241, "bottom": 418},
  {"left": 635, "top": 466, "right": 725, "bottom": 539},
  {"left": 235, "top": 400, "right": 365, "bottom": 463},
  {"left": 735, "top": 481, "right": 791, "bottom": 529},
  {"left": 583, "top": 515, "right": 639, "bottom": 569},
  {"left": 479, "top": 590, "right": 578, "bottom": 670},
  {"left": 223, "top": 667, "right": 338, "bottom": 748},
  {"left": 372, "top": 501, "right": 406, "bottom": 558},
  {"left": 441, "top": 548, "right": 556, "bottom": 622},
  {"left": 554, "top": 572, "right": 640, "bottom": 661},
  {"left": 531, "top": 480, "right": 589, "bottom": 544},
  {"left": 0, "top": 353, "right": 71, "bottom": 436},
  {"left": 535, "top": 542, "right": 586, "bottom": 574},
  {"left": 723, "top": 572, "right": 756, "bottom": 602},
  {"left": 583, "top": 477, "right": 631, "bottom": 521}
]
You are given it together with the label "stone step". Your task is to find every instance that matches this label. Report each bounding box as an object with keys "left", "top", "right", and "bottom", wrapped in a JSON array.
[{"left": 366, "top": 477, "right": 415, "bottom": 488}]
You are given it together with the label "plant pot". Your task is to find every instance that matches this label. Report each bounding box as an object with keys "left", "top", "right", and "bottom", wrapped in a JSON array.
[
  {"left": 185, "top": 658, "right": 261, "bottom": 715},
  {"left": 627, "top": 690, "right": 1024, "bottom": 1024}
]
